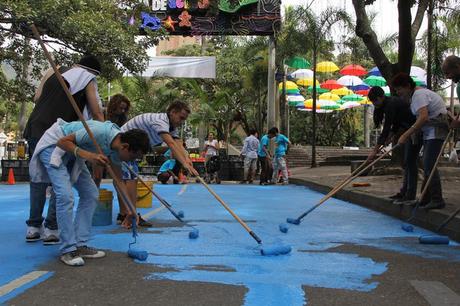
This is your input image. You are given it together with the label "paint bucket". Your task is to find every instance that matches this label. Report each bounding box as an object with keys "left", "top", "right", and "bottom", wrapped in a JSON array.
[
  {"left": 136, "top": 181, "right": 153, "bottom": 208},
  {"left": 92, "top": 189, "right": 113, "bottom": 226}
]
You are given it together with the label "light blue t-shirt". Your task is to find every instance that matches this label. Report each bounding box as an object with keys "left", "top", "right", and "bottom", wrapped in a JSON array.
[
  {"left": 258, "top": 135, "right": 269, "bottom": 157},
  {"left": 159, "top": 159, "right": 176, "bottom": 173},
  {"left": 274, "top": 134, "right": 289, "bottom": 157},
  {"left": 164, "top": 149, "right": 171, "bottom": 158},
  {"left": 61, "top": 120, "right": 121, "bottom": 163}
]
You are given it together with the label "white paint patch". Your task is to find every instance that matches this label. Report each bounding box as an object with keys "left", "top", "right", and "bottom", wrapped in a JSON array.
[
  {"left": 142, "top": 206, "right": 165, "bottom": 220},
  {"left": 0, "top": 271, "right": 48, "bottom": 297},
  {"left": 411, "top": 280, "right": 460, "bottom": 306}
]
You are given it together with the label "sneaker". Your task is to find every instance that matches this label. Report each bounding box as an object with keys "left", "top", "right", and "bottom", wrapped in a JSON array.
[
  {"left": 43, "top": 228, "right": 60, "bottom": 245},
  {"left": 282, "top": 181, "right": 289, "bottom": 185},
  {"left": 423, "top": 201, "right": 446, "bottom": 210},
  {"left": 138, "top": 213, "right": 153, "bottom": 227},
  {"left": 60, "top": 251, "right": 85, "bottom": 266},
  {"left": 26, "top": 226, "right": 43, "bottom": 242},
  {"left": 389, "top": 192, "right": 404, "bottom": 200},
  {"left": 116, "top": 213, "right": 126, "bottom": 225},
  {"left": 393, "top": 196, "right": 416, "bottom": 206},
  {"left": 77, "top": 246, "right": 106, "bottom": 259}
]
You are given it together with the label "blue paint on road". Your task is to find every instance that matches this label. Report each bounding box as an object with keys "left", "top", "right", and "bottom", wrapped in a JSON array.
[{"left": 1, "top": 183, "right": 460, "bottom": 306}]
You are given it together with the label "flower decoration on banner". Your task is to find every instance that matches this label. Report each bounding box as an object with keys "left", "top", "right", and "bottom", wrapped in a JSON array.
[
  {"left": 141, "top": 12, "right": 162, "bottom": 31},
  {"left": 163, "top": 16, "right": 178, "bottom": 31},
  {"left": 179, "top": 10, "right": 192, "bottom": 27}
]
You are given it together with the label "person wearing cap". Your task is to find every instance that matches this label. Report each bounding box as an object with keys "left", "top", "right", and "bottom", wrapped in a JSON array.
[{"left": 24, "top": 55, "right": 104, "bottom": 245}]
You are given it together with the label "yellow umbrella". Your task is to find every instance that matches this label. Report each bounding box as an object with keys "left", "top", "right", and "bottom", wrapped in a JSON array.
[
  {"left": 316, "top": 61, "right": 339, "bottom": 73},
  {"left": 319, "top": 92, "right": 341, "bottom": 101},
  {"left": 278, "top": 81, "right": 298, "bottom": 90},
  {"left": 296, "top": 78, "right": 318, "bottom": 87},
  {"left": 331, "top": 87, "right": 354, "bottom": 96},
  {"left": 359, "top": 97, "right": 372, "bottom": 105}
]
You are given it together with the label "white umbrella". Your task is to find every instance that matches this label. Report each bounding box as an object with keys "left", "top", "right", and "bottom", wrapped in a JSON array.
[
  {"left": 340, "top": 101, "right": 362, "bottom": 109},
  {"left": 298, "top": 108, "right": 334, "bottom": 113},
  {"left": 410, "top": 66, "right": 427, "bottom": 84},
  {"left": 337, "top": 75, "right": 363, "bottom": 87},
  {"left": 287, "top": 94, "right": 305, "bottom": 102},
  {"left": 290, "top": 69, "right": 313, "bottom": 79}
]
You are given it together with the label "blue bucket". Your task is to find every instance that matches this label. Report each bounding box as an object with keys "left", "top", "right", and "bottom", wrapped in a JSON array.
[{"left": 92, "top": 189, "right": 113, "bottom": 226}]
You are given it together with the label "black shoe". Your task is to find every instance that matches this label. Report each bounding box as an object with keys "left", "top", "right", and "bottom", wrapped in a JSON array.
[
  {"left": 393, "top": 196, "right": 416, "bottom": 206},
  {"left": 116, "top": 214, "right": 126, "bottom": 225},
  {"left": 389, "top": 193, "right": 404, "bottom": 200},
  {"left": 423, "top": 201, "right": 446, "bottom": 210},
  {"left": 138, "top": 213, "right": 153, "bottom": 227}
]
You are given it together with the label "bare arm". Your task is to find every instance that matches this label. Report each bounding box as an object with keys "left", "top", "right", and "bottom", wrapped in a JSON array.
[
  {"left": 161, "top": 133, "right": 199, "bottom": 176},
  {"left": 85, "top": 81, "right": 104, "bottom": 121},
  {"left": 398, "top": 107, "right": 429, "bottom": 144}
]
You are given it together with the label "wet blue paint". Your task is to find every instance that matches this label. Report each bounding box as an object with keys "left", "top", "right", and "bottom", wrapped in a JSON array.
[
  {"left": 0, "top": 272, "right": 54, "bottom": 305},
  {"left": 2, "top": 183, "right": 460, "bottom": 306}
]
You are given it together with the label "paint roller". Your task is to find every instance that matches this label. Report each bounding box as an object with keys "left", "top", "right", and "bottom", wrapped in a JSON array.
[
  {"left": 284, "top": 145, "right": 396, "bottom": 228},
  {"left": 195, "top": 176, "right": 291, "bottom": 256},
  {"left": 128, "top": 216, "right": 148, "bottom": 261},
  {"left": 123, "top": 162, "right": 198, "bottom": 239},
  {"left": 419, "top": 235, "right": 450, "bottom": 245},
  {"left": 30, "top": 24, "right": 147, "bottom": 261}
]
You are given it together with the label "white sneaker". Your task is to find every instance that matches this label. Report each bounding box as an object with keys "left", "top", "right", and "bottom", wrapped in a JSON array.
[
  {"left": 60, "top": 251, "right": 85, "bottom": 266},
  {"left": 26, "top": 226, "right": 43, "bottom": 242},
  {"left": 43, "top": 228, "right": 60, "bottom": 245}
]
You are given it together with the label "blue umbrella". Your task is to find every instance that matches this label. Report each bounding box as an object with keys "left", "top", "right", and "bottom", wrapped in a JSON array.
[
  {"left": 368, "top": 67, "right": 382, "bottom": 76},
  {"left": 349, "top": 84, "right": 370, "bottom": 91}
]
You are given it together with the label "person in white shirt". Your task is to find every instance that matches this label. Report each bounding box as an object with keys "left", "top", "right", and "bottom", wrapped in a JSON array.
[
  {"left": 240, "top": 128, "right": 260, "bottom": 184},
  {"left": 203, "top": 132, "right": 220, "bottom": 183}
]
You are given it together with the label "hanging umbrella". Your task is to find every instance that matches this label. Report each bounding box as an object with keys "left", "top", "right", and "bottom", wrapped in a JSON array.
[
  {"left": 410, "top": 66, "right": 427, "bottom": 83},
  {"left": 291, "top": 69, "right": 313, "bottom": 79},
  {"left": 349, "top": 83, "right": 370, "bottom": 91},
  {"left": 304, "top": 99, "right": 341, "bottom": 110},
  {"left": 287, "top": 94, "right": 305, "bottom": 103},
  {"left": 340, "top": 101, "right": 362, "bottom": 109},
  {"left": 355, "top": 89, "right": 369, "bottom": 96},
  {"left": 316, "top": 61, "right": 339, "bottom": 73},
  {"left": 382, "top": 86, "right": 391, "bottom": 96},
  {"left": 279, "top": 81, "right": 298, "bottom": 90},
  {"left": 364, "top": 75, "right": 387, "bottom": 87},
  {"left": 340, "top": 64, "right": 367, "bottom": 76},
  {"left": 296, "top": 78, "right": 318, "bottom": 87},
  {"left": 285, "top": 56, "right": 311, "bottom": 69},
  {"left": 307, "top": 85, "right": 330, "bottom": 94},
  {"left": 321, "top": 79, "right": 342, "bottom": 90},
  {"left": 412, "top": 76, "right": 426, "bottom": 87},
  {"left": 331, "top": 87, "right": 354, "bottom": 96},
  {"left": 299, "top": 108, "right": 334, "bottom": 113},
  {"left": 342, "top": 94, "right": 364, "bottom": 102},
  {"left": 360, "top": 97, "right": 372, "bottom": 105},
  {"left": 319, "top": 92, "right": 341, "bottom": 101},
  {"left": 337, "top": 75, "right": 363, "bottom": 87},
  {"left": 368, "top": 67, "right": 382, "bottom": 76}
]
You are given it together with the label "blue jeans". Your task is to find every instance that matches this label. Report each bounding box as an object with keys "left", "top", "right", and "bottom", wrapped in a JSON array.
[
  {"left": 400, "top": 139, "right": 422, "bottom": 199},
  {"left": 39, "top": 146, "right": 99, "bottom": 254},
  {"left": 26, "top": 137, "right": 57, "bottom": 230},
  {"left": 421, "top": 139, "right": 445, "bottom": 203}
]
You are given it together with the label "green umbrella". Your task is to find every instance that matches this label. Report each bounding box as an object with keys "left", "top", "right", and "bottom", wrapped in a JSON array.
[
  {"left": 307, "top": 85, "right": 329, "bottom": 94},
  {"left": 285, "top": 56, "right": 311, "bottom": 69},
  {"left": 412, "top": 76, "right": 426, "bottom": 86},
  {"left": 364, "top": 75, "right": 387, "bottom": 87},
  {"left": 342, "top": 94, "right": 365, "bottom": 102}
]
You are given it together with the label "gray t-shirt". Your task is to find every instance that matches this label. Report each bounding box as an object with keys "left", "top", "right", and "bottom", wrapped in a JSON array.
[
  {"left": 410, "top": 88, "right": 447, "bottom": 140},
  {"left": 121, "top": 113, "right": 179, "bottom": 146},
  {"left": 241, "top": 135, "right": 260, "bottom": 159}
]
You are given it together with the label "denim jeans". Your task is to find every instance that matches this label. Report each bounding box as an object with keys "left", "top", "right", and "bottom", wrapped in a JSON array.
[
  {"left": 243, "top": 157, "right": 257, "bottom": 181},
  {"left": 272, "top": 156, "right": 288, "bottom": 182},
  {"left": 421, "top": 139, "right": 445, "bottom": 203},
  {"left": 26, "top": 137, "right": 58, "bottom": 230},
  {"left": 400, "top": 140, "right": 422, "bottom": 199},
  {"left": 39, "top": 146, "right": 99, "bottom": 254}
]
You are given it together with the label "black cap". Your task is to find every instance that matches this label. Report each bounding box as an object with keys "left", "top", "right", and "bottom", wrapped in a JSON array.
[{"left": 77, "top": 55, "right": 101, "bottom": 75}]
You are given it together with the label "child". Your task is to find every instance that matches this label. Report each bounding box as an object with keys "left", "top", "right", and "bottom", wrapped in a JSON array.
[
  {"left": 29, "top": 119, "right": 149, "bottom": 266},
  {"left": 268, "top": 127, "right": 291, "bottom": 185}
]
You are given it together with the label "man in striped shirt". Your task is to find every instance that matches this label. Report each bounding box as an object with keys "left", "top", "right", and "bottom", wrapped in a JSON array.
[{"left": 117, "top": 101, "right": 198, "bottom": 227}]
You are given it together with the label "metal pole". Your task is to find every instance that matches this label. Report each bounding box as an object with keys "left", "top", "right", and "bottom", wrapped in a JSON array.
[
  {"left": 267, "top": 36, "right": 276, "bottom": 129},
  {"left": 311, "top": 39, "right": 317, "bottom": 168}
]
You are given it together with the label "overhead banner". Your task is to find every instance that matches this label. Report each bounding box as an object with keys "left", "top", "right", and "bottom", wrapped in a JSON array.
[
  {"left": 137, "top": 0, "right": 280, "bottom": 36},
  {"left": 139, "top": 56, "right": 216, "bottom": 78}
]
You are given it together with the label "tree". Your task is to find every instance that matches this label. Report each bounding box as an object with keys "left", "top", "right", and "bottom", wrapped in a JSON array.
[{"left": 351, "top": 0, "right": 429, "bottom": 82}]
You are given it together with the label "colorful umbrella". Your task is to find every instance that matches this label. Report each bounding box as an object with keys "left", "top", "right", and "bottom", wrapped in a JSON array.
[
  {"left": 355, "top": 89, "right": 370, "bottom": 96},
  {"left": 285, "top": 56, "right": 311, "bottom": 69},
  {"left": 331, "top": 87, "right": 354, "bottom": 96},
  {"left": 304, "top": 99, "right": 341, "bottom": 110},
  {"left": 410, "top": 66, "right": 427, "bottom": 83},
  {"left": 368, "top": 67, "right": 381, "bottom": 76},
  {"left": 340, "top": 64, "right": 367, "bottom": 76},
  {"left": 296, "top": 78, "right": 318, "bottom": 87},
  {"left": 321, "top": 79, "right": 342, "bottom": 90},
  {"left": 382, "top": 86, "right": 391, "bottom": 96},
  {"left": 279, "top": 81, "right": 298, "bottom": 90},
  {"left": 319, "top": 92, "right": 341, "bottom": 101},
  {"left": 287, "top": 94, "right": 305, "bottom": 103},
  {"left": 359, "top": 97, "right": 372, "bottom": 105},
  {"left": 307, "top": 85, "right": 330, "bottom": 94},
  {"left": 349, "top": 84, "right": 370, "bottom": 91},
  {"left": 337, "top": 75, "right": 363, "bottom": 87},
  {"left": 291, "top": 69, "right": 313, "bottom": 79},
  {"left": 340, "top": 101, "right": 362, "bottom": 109},
  {"left": 412, "top": 76, "right": 426, "bottom": 87},
  {"left": 316, "top": 61, "right": 339, "bottom": 73},
  {"left": 364, "top": 75, "right": 387, "bottom": 87},
  {"left": 342, "top": 94, "right": 364, "bottom": 102}
]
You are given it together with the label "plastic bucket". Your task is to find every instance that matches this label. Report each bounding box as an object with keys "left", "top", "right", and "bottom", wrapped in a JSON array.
[
  {"left": 92, "top": 189, "right": 113, "bottom": 226},
  {"left": 136, "top": 181, "right": 153, "bottom": 208}
]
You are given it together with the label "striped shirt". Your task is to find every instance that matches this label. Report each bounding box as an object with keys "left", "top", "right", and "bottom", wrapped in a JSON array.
[{"left": 121, "top": 113, "right": 178, "bottom": 146}]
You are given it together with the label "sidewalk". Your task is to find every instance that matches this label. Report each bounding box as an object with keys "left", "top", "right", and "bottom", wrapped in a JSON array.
[{"left": 290, "top": 166, "right": 460, "bottom": 242}]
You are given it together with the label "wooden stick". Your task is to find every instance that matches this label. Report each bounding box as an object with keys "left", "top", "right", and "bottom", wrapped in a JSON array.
[{"left": 30, "top": 24, "right": 136, "bottom": 216}]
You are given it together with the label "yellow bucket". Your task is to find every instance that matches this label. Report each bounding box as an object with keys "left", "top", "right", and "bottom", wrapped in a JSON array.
[
  {"left": 136, "top": 181, "right": 153, "bottom": 208},
  {"left": 92, "top": 189, "right": 113, "bottom": 226}
]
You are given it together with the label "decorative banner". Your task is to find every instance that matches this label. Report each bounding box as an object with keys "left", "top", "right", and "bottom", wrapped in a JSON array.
[
  {"left": 138, "top": 56, "right": 216, "bottom": 78},
  {"left": 138, "top": 0, "right": 280, "bottom": 36}
]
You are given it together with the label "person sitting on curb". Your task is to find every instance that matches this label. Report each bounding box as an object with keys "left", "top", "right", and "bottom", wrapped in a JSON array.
[{"left": 29, "top": 119, "right": 149, "bottom": 266}]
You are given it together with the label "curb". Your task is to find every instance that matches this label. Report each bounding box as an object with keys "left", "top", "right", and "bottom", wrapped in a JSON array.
[{"left": 290, "top": 177, "right": 460, "bottom": 242}]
